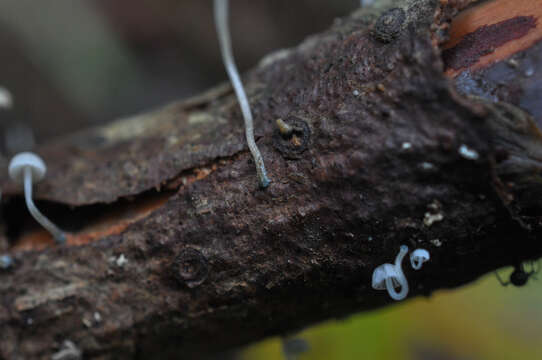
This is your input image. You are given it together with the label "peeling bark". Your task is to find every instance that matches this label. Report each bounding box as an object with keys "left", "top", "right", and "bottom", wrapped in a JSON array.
[{"left": 1, "top": 0, "right": 542, "bottom": 359}]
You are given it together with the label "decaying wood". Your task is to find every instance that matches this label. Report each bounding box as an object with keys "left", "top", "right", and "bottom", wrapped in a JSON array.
[{"left": 1, "top": 0, "right": 542, "bottom": 358}]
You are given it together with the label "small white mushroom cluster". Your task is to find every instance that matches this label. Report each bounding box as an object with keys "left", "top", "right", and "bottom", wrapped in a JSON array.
[{"left": 372, "top": 245, "right": 430, "bottom": 301}]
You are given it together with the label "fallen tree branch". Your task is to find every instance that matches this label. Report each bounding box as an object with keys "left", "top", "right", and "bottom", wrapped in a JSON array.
[{"left": 1, "top": 0, "right": 542, "bottom": 358}]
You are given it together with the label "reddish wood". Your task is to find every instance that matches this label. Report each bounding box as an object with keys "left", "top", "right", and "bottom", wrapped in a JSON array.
[{"left": 444, "top": 0, "right": 542, "bottom": 76}]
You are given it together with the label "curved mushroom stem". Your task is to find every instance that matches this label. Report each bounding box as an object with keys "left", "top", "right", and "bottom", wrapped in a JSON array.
[
  {"left": 395, "top": 245, "right": 409, "bottom": 267},
  {"left": 23, "top": 166, "right": 66, "bottom": 244},
  {"left": 213, "top": 0, "right": 271, "bottom": 188},
  {"left": 411, "top": 258, "right": 422, "bottom": 270},
  {"left": 386, "top": 245, "right": 409, "bottom": 300},
  {"left": 385, "top": 276, "right": 408, "bottom": 301}
]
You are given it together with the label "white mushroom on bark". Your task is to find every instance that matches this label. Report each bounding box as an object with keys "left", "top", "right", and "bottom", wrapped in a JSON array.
[
  {"left": 410, "top": 248, "right": 430, "bottom": 270},
  {"left": 372, "top": 245, "right": 409, "bottom": 301},
  {"left": 8, "top": 152, "right": 66, "bottom": 244},
  {"left": 213, "top": 0, "right": 271, "bottom": 188}
]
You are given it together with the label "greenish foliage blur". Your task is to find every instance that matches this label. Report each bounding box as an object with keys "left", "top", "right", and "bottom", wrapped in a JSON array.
[{"left": 241, "top": 268, "right": 542, "bottom": 360}]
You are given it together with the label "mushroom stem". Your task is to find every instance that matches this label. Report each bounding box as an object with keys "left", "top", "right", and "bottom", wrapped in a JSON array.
[
  {"left": 387, "top": 245, "right": 409, "bottom": 300},
  {"left": 23, "top": 166, "right": 66, "bottom": 244},
  {"left": 410, "top": 248, "right": 430, "bottom": 270},
  {"left": 213, "top": 0, "right": 271, "bottom": 188}
]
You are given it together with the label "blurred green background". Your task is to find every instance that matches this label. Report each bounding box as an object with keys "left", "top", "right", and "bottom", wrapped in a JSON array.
[
  {"left": 1, "top": 1, "right": 541, "bottom": 359},
  {"left": 242, "top": 268, "right": 542, "bottom": 360}
]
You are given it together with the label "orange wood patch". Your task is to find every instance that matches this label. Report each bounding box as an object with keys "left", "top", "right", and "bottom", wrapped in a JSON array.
[
  {"left": 12, "top": 193, "right": 170, "bottom": 251},
  {"left": 9, "top": 160, "right": 222, "bottom": 252},
  {"left": 444, "top": 0, "right": 542, "bottom": 77}
]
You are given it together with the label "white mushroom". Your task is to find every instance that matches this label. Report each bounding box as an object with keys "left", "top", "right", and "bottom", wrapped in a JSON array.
[
  {"left": 410, "top": 248, "right": 430, "bottom": 270},
  {"left": 213, "top": 0, "right": 271, "bottom": 188},
  {"left": 372, "top": 263, "right": 398, "bottom": 289},
  {"left": 8, "top": 152, "right": 66, "bottom": 244},
  {"left": 371, "top": 245, "right": 409, "bottom": 301}
]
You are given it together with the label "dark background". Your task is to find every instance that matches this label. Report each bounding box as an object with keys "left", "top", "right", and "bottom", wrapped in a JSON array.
[{"left": 0, "top": 0, "right": 358, "bottom": 151}]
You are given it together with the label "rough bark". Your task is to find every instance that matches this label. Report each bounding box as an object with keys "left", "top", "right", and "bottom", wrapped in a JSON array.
[{"left": 1, "top": 0, "right": 542, "bottom": 359}]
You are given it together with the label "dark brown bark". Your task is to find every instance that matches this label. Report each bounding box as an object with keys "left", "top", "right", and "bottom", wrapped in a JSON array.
[{"left": 1, "top": 0, "right": 542, "bottom": 359}]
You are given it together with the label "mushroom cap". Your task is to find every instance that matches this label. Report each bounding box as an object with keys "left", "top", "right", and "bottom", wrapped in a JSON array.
[
  {"left": 411, "top": 248, "right": 430, "bottom": 262},
  {"left": 372, "top": 263, "right": 400, "bottom": 290},
  {"left": 410, "top": 248, "right": 430, "bottom": 270},
  {"left": 8, "top": 152, "right": 47, "bottom": 184}
]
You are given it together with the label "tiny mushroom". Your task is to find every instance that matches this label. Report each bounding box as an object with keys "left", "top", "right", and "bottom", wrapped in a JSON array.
[
  {"left": 410, "top": 248, "right": 430, "bottom": 270},
  {"left": 8, "top": 152, "right": 66, "bottom": 244},
  {"left": 213, "top": 0, "right": 271, "bottom": 188},
  {"left": 372, "top": 245, "right": 409, "bottom": 301}
]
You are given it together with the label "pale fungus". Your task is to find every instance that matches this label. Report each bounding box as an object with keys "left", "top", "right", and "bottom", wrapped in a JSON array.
[
  {"left": 410, "top": 248, "right": 430, "bottom": 270},
  {"left": 213, "top": 0, "right": 271, "bottom": 188},
  {"left": 372, "top": 245, "right": 409, "bottom": 301},
  {"left": 458, "top": 144, "right": 479, "bottom": 160},
  {"left": 8, "top": 152, "right": 66, "bottom": 244}
]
